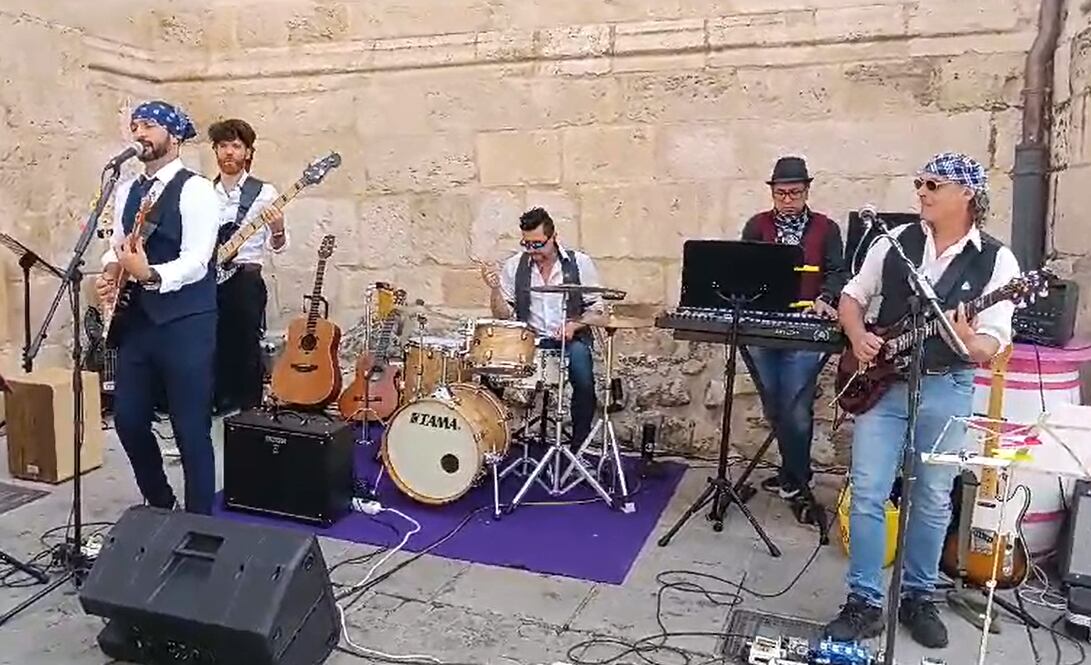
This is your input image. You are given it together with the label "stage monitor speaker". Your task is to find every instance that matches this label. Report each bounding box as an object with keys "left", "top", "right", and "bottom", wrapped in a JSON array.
[
  {"left": 4, "top": 366, "right": 104, "bottom": 483},
  {"left": 844, "top": 211, "right": 920, "bottom": 275},
  {"left": 1062, "top": 479, "right": 1091, "bottom": 588},
  {"left": 79, "top": 506, "right": 341, "bottom": 665}
]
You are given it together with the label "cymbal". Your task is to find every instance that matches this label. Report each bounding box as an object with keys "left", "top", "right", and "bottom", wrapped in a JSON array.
[
  {"left": 580, "top": 303, "right": 662, "bottom": 330},
  {"left": 530, "top": 284, "right": 627, "bottom": 300}
]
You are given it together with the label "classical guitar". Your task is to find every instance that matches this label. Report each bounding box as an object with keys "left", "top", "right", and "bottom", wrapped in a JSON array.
[
  {"left": 270, "top": 235, "right": 342, "bottom": 408},
  {"left": 102, "top": 194, "right": 155, "bottom": 348},
  {"left": 216, "top": 152, "right": 341, "bottom": 284},
  {"left": 337, "top": 283, "right": 406, "bottom": 422},
  {"left": 940, "top": 345, "right": 1030, "bottom": 589},
  {"left": 835, "top": 270, "right": 1052, "bottom": 415}
]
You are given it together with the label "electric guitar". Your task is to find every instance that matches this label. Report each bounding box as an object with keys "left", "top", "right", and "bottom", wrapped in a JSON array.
[
  {"left": 940, "top": 345, "right": 1030, "bottom": 588},
  {"left": 269, "top": 235, "right": 342, "bottom": 408},
  {"left": 102, "top": 195, "right": 155, "bottom": 348},
  {"left": 216, "top": 152, "right": 341, "bottom": 284},
  {"left": 835, "top": 270, "right": 1052, "bottom": 415},
  {"left": 82, "top": 305, "right": 117, "bottom": 412},
  {"left": 337, "top": 284, "right": 406, "bottom": 422}
]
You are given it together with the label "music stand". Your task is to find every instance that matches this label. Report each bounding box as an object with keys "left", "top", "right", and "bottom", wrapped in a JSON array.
[
  {"left": 0, "top": 233, "right": 64, "bottom": 373},
  {"left": 658, "top": 240, "right": 803, "bottom": 555}
]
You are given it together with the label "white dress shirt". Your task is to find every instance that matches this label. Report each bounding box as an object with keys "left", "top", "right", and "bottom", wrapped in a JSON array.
[
  {"left": 499, "top": 245, "right": 602, "bottom": 338},
  {"left": 214, "top": 171, "right": 289, "bottom": 265},
  {"left": 101, "top": 158, "right": 220, "bottom": 294},
  {"left": 842, "top": 222, "right": 1021, "bottom": 347}
]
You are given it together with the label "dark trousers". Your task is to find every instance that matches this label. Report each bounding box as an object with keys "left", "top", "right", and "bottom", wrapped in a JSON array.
[
  {"left": 540, "top": 337, "right": 596, "bottom": 447},
  {"left": 114, "top": 310, "right": 217, "bottom": 514},
  {"left": 215, "top": 267, "right": 267, "bottom": 411},
  {"left": 747, "top": 347, "right": 825, "bottom": 487}
]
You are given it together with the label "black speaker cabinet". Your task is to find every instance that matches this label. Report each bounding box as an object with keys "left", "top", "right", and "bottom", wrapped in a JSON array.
[
  {"left": 79, "top": 506, "right": 340, "bottom": 665},
  {"left": 1062, "top": 479, "right": 1091, "bottom": 587},
  {"left": 224, "top": 408, "right": 355, "bottom": 526}
]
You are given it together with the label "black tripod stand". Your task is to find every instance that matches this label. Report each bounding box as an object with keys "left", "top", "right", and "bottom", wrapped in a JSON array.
[
  {"left": 658, "top": 294, "right": 781, "bottom": 557},
  {"left": 0, "top": 162, "right": 125, "bottom": 629}
]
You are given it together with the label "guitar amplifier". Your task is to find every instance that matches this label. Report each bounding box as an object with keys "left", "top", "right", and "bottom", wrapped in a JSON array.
[
  {"left": 1013, "top": 279, "right": 1079, "bottom": 348},
  {"left": 223, "top": 408, "right": 355, "bottom": 526}
]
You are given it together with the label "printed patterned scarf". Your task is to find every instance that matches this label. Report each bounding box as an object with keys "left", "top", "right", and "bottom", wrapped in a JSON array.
[{"left": 773, "top": 208, "right": 809, "bottom": 245}]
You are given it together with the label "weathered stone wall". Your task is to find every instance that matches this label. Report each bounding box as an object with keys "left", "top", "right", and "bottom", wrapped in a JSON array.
[{"left": 3, "top": 0, "right": 1087, "bottom": 462}]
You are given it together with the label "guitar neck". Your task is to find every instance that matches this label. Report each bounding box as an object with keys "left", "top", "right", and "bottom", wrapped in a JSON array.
[
  {"left": 885, "top": 289, "right": 1008, "bottom": 356},
  {"left": 305, "top": 258, "right": 330, "bottom": 334},
  {"left": 217, "top": 180, "right": 305, "bottom": 264},
  {"left": 979, "top": 348, "right": 1012, "bottom": 499}
]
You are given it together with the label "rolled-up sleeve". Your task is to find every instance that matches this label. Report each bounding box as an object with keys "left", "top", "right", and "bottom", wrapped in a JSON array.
[
  {"left": 841, "top": 237, "right": 888, "bottom": 309},
  {"left": 153, "top": 176, "right": 219, "bottom": 293},
  {"left": 973, "top": 247, "right": 1021, "bottom": 348}
]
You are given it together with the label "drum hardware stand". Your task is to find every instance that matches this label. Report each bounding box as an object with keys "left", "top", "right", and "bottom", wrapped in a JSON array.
[
  {"left": 501, "top": 384, "right": 561, "bottom": 493},
  {"left": 560, "top": 325, "right": 634, "bottom": 513},
  {"left": 506, "top": 289, "right": 614, "bottom": 513},
  {"left": 657, "top": 293, "right": 781, "bottom": 556}
]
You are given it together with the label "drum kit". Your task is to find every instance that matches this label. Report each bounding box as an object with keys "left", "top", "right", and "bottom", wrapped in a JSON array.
[{"left": 367, "top": 283, "right": 660, "bottom": 519}]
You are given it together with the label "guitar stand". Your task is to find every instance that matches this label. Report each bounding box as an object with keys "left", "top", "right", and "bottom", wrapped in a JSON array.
[{"left": 657, "top": 295, "right": 781, "bottom": 557}]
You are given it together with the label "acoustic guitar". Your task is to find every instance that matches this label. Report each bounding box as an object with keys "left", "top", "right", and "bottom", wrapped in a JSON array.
[
  {"left": 102, "top": 195, "right": 155, "bottom": 348},
  {"left": 940, "top": 345, "right": 1030, "bottom": 589},
  {"left": 216, "top": 152, "right": 341, "bottom": 284},
  {"left": 270, "top": 235, "right": 341, "bottom": 408},
  {"left": 835, "top": 270, "right": 1052, "bottom": 415},
  {"left": 337, "top": 283, "right": 406, "bottom": 422}
]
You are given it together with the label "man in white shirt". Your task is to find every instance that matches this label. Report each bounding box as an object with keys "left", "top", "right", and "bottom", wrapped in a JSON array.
[
  {"left": 480, "top": 208, "right": 601, "bottom": 448},
  {"left": 207, "top": 118, "right": 288, "bottom": 413},
  {"left": 824, "top": 152, "right": 1021, "bottom": 649},
  {"left": 94, "top": 100, "right": 220, "bottom": 515}
]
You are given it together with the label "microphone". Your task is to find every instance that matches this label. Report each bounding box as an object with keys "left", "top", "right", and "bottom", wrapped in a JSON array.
[
  {"left": 104, "top": 142, "right": 145, "bottom": 169},
  {"left": 858, "top": 204, "right": 881, "bottom": 232}
]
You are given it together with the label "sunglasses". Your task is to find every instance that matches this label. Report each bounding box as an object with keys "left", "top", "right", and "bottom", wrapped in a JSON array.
[
  {"left": 520, "top": 239, "right": 549, "bottom": 250},
  {"left": 914, "top": 178, "right": 953, "bottom": 192}
]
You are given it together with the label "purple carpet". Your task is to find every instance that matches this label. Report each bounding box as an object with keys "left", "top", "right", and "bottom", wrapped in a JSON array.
[{"left": 214, "top": 427, "right": 686, "bottom": 585}]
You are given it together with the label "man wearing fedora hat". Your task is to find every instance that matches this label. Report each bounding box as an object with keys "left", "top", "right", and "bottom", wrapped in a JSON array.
[{"left": 741, "top": 156, "right": 846, "bottom": 501}]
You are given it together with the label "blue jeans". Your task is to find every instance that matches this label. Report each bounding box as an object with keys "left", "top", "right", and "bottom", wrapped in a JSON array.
[
  {"left": 747, "top": 347, "right": 826, "bottom": 487},
  {"left": 540, "top": 337, "right": 596, "bottom": 446},
  {"left": 847, "top": 370, "right": 974, "bottom": 606}
]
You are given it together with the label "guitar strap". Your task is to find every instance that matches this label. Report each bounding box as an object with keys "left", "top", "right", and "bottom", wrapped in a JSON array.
[
  {"left": 930, "top": 241, "right": 990, "bottom": 306},
  {"left": 136, "top": 180, "right": 168, "bottom": 242},
  {"left": 215, "top": 175, "right": 264, "bottom": 246}
]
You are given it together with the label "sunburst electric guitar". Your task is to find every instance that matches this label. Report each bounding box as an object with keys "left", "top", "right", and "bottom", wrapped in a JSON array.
[
  {"left": 102, "top": 195, "right": 155, "bottom": 348},
  {"left": 270, "top": 235, "right": 342, "bottom": 408},
  {"left": 940, "top": 345, "right": 1030, "bottom": 589},
  {"left": 337, "top": 283, "right": 406, "bottom": 422},
  {"left": 216, "top": 152, "right": 341, "bottom": 284}
]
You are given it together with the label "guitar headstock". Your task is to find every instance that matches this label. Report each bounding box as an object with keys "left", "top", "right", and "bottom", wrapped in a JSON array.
[
  {"left": 1002, "top": 268, "right": 1053, "bottom": 310},
  {"left": 301, "top": 152, "right": 342, "bottom": 186},
  {"left": 317, "top": 234, "right": 336, "bottom": 259},
  {"left": 375, "top": 283, "right": 407, "bottom": 320}
]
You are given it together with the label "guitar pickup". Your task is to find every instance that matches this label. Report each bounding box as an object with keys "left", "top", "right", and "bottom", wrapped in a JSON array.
[{"left": 289, "top": 363, "right": 318, "bottom": 373}]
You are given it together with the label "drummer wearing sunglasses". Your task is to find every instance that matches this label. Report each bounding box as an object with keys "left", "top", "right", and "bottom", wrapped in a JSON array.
[{"left": 478, "top": 207, "right": 602, "bottom": 448}]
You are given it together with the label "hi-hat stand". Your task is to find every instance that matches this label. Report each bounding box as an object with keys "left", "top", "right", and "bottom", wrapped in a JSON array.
[
  {"left": 0, "top": 161, "right": 125, "bottom": 629},
  {"left": 658, "top": 294, "right": 781, "bottom": 556}
]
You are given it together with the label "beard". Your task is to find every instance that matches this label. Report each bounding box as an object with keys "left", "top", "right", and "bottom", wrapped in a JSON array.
[
  {"left": 137, "top": 139, "right": 169, "bottom": 162},
  {"left": 218, "top": 158, "right": 244, "bottom": 175}
]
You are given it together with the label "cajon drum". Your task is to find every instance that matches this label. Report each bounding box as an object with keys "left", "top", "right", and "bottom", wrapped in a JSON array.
[{"left": 5, "top": 367, "right": 104, "bottom": 483}]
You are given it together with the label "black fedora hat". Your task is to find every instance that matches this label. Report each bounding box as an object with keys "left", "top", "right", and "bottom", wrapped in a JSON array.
[{"left": 766, "top": 156, "right": 813, "bottom": 185}]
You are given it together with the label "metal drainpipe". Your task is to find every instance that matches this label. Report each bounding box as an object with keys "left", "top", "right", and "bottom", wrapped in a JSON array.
[{"left": 1011, "top": 0, "right": 1065, "bottom": 270}]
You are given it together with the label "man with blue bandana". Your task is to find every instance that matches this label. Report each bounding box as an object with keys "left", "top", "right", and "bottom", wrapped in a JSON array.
[
  {"left": 824, "top": 153, "right": 1021, "bottom": 648},
  {"left": 94, "top": 100, "right": 220, "bottom": 515}
]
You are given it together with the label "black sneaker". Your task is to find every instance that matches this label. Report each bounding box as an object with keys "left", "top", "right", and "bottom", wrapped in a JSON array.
[
  {"left": 899, "top": 594, "right": 948, "bottom": 648},
  {"left": 824, "top": 594, "right": 884, "bottom": 642},
  {"left": 759, "top": 476, "right": 803, "bottom": 500}
]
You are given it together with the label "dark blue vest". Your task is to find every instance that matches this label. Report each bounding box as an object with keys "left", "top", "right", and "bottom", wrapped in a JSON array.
[{"left": 121, "top": 169, "right": 217, "bottom": 325}]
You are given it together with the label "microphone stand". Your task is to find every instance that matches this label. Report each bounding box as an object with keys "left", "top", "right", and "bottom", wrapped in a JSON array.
[
  {"left": 869, "top": 217, "right": 971, "bottom": 665},
  {"left": 0, "top": 164, "right": 122, "bottom": 628}
]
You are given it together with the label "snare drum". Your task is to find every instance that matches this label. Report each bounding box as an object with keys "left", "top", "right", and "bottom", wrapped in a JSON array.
[
  {"left": 402, "top": 336, "right": 468, "bottom": 402},
  {"left": 509, "top": 346, "right": 563, "bottom": 390},
  {"left": 382, "top": 383, "right": 510, "bottom": 504},
  {"left": 467, "top": 319, "right": 536, "bottom": 376}
]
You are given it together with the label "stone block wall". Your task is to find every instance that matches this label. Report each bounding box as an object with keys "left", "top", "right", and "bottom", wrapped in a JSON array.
[{"left": 1, "top": 0, "right": 1087, "bottom": 462}]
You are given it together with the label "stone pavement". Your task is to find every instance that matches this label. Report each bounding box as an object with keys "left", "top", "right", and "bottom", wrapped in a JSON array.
[{"left": 0, "top": 421, "right": 1077, "bottom": 665}]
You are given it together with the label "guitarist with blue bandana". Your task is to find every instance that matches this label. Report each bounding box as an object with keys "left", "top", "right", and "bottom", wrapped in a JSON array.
[{"left": 823, "top": 152, "right": 1021, "bottom": 650}]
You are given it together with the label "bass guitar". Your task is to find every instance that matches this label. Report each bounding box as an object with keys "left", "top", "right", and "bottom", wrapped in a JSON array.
[
  {"left": 835, "top": 269, "right": 1052, "bottom": 415},
  {"left": 270, "top": 235, "right": 341, "bottom": 408},
  {"left": 940, "top": 345, "right": 1030, "bottom": 588},
  {"left": 216, "top": 152, "right": 341, "bottom": 284},
  {"left": 337, "top": 283, "right": 406, "bottom": 422},
  {"left": 102, "top": 194, "right": 156, "bottom": 348}
]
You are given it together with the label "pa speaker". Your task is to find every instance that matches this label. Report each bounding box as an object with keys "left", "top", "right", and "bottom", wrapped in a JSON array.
[
  {"left": 1062, "top": 479, "right": 1091, "bottom": 588},
  {"left": 79, "top": 506, "right": 340, "bottom": 664}
]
